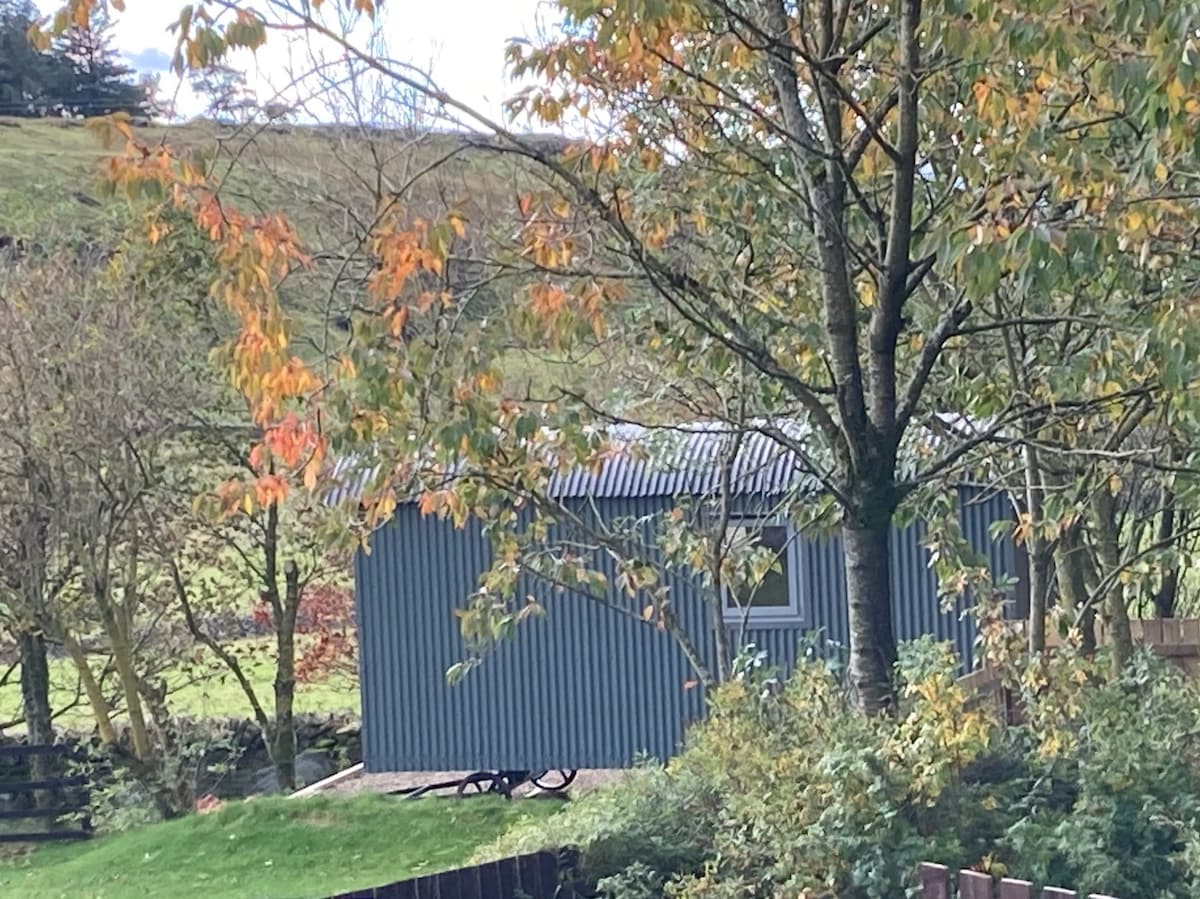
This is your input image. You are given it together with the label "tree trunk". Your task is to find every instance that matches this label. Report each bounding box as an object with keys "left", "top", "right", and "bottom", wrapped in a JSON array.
[
  {"left": 272, "top": 562, "right": 301, "bottom": 793},
  {"left": 19, "top": 629, "right": 52, "bottom": 745},
  {"left": 104, "top": 614, "right": 153, "bottom": 761},
  {"left": 1023, "top": 445, "right": 1050, "bottom": 653},
  {"left": 1152, "top": 502, "right": 1181, "bottom": 618},
  {"left": 843, "top": 522, "right": 897, "bottom": 714},
  {"left": 1092, "top": 487, "right": 1134, "bottom": 672},
  {"left": 19, "top": 629, "right": 53, "bottom": 811},
  {"left": 60, "top": 631, "right": 118, "bottom": 745},
  {"left": 1054, "top": 525, "right": 1096, "bottom": 654}
]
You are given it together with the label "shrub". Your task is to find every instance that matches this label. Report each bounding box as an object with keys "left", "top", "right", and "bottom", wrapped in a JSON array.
[
  {"left": 482, "top": 641, "right": 1200, "bottom": 898},
  {"left": 1004, "top": 651, "right": 1200, "bottom": 897}
]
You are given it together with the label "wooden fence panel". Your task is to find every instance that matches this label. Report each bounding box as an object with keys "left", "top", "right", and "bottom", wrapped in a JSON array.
[
  {"left": 327, "top": 850, "right": 575, "bottom": 899},
  {"left": 0, "top": 743, "right": 92, "bottom": 843},
  {"left": 958, "top": 869, "right": 992, "bottom": 899},
  {"left": 919, "top": 863, "right": 1121, "bottom": 899}
]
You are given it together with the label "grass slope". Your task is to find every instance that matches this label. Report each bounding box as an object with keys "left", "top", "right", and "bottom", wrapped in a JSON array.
[{"left": 0, "top": 795, "right": 560, "bottom": 899}]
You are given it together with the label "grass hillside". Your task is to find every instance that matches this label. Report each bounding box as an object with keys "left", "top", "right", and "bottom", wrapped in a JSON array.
[
  {"left": 0, "top": 115, "right": 519, "bottom": 234},
  {"left": 0, "top": 115, "right": 612, "bottom": 395},
  {"left": 0, "top": 795, "right": 559, "bottom": 899}
]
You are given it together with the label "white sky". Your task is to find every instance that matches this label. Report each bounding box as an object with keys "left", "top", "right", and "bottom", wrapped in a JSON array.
[{"left": 40, "top": 0, "right": 550, "bottom": 121}]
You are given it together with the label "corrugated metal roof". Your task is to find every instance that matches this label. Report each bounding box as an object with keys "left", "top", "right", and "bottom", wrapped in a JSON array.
[
  {"left": 547, "top": 422, "right": 818, "bottom": 498},
  {"left": 327, "top": 421, "right": 822, "bottom": 504}
]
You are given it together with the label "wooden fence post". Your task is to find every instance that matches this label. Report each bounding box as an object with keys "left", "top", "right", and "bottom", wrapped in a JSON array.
[
  {"left": 958, "top": 870, "right": 992, "bottom": 899},
  {"left": 999, "top": 877, "right": 1033, "bottom": 899},
  {"left": 919, "top": 863, "right": 951, "bottom": 899}
]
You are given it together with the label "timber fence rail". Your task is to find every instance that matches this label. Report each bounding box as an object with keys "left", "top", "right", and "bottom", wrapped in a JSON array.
[
  {"left": 920, "top": 863, "right": 1119, "bottom": 898},
  {"left": 0, "top": 743, "right": 91, "bottom": 843}
]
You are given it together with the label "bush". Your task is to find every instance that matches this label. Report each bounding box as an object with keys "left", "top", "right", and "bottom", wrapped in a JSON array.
[
  {"left": 477, "top": 756, "right": 720, "bottom": 887},
  {"left": 1004, "top": 652, "right": 1200, "bottom": 897},
  {"left": 481, "top": 640, "right": 1200, "bottom": 898}
]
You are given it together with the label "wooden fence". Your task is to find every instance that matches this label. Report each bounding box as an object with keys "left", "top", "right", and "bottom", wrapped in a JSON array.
[
  {"left": 962, "top": 618, "right": 1200, "bottom": 723},
  {"left": 0, "top": 743, "right": 91, "bottom": 843},
  {"left": 920, "top": 863, "right": 1118, "bottom": 898},
  {"left": 328, "top": 849, "right": 579, "bottom": 899}
]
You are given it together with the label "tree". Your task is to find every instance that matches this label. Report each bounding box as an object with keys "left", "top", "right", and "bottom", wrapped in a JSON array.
[
  {"left": 0, "top": 0, "right": 73, "bottom": 116},
  {"left": 53, "top": 9, "right": 151, "bottom": 118},
  {"left": 0, "top": 220, "right": 237, "bottom": 816},
  {"left": 190, "top": 63, "right": 255, "bottom": 122},
  {"left": 50, "top": 0, "right": 1200, "bottom": 712},
  {"left": 163, "top": 449, "right": 345, "bottom": 793}
]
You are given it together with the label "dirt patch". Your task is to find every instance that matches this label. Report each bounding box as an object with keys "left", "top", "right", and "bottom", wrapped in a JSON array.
[{"left": 300, "top": 812, "right": 338, "bottom": 827}]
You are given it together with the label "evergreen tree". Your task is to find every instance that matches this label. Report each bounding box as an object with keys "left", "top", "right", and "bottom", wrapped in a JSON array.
[
  {"left": 54, "top": 11, "right": 150, "bottom": 118},
  {"left": 0, "top": 0, "right": 72, "bottom": 116},
  {"left": 0, "top": 2, "right": 150, "bottom": 118}
]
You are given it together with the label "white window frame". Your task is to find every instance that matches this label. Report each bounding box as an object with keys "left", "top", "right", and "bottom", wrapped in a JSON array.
[{"left": 721, "top": 517, "right": 804, "bottom": 627}]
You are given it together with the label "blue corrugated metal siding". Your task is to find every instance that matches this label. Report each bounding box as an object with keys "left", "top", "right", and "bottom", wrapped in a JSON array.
[{"left": 356, "top": 487, "right": 1019, "bottom": 772}]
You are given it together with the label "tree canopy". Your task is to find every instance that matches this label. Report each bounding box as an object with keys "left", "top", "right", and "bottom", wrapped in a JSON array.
[{"left": 36, "top": 0, "right": 1200, "bottom": 715}]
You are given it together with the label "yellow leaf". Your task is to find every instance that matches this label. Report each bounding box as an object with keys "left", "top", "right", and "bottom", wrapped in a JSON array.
[
  {"left": 26, "top": 23, "right": 51, "bottom": 51},
  {"left": 642, "top": 604, "right": 654, "bottom": 621},
  {"left": 1155, "top": 162, "right": 1169, "bottom": 183},
  {"left": 972, "top": 80, "right": 991, "bottom": 115},
  {"left": 1167, "top": 78, "right": 1187, "bottom": 115},
  {"left": 857, "top": 277, "right": 876, "bottom": 308},
  {"left": 1034, "top": 71, "right": 1054, "bottom": 92}
]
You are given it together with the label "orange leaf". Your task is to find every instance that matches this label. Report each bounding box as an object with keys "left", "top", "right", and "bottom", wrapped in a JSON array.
[
  {"left": 73, "top": 1, "right": 92, "bottom": 29},
  {"left": 390, "top": 306, "right": 410, "bottom": 337}
]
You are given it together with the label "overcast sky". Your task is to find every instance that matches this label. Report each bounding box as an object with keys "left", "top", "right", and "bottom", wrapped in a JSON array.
[{"left": 39, "top": 0, "right": 548, "bottom": 121}]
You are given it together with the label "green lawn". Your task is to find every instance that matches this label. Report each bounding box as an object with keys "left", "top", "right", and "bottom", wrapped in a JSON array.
[
  {"left": 0, "top": 639, "right": 360, "bottom": 734},
  {"left": 0, "top": 794, "right": 560, "bottom": 899}
]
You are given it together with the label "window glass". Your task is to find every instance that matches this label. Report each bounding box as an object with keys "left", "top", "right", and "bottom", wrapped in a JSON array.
[{"left": 727, "top": 524, "right": 792, "bottom": 609}]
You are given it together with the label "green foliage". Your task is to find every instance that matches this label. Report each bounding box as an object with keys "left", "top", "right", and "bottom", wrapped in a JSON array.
[
  {"left": 482, "top": 642, "right": 1200, "bottom": 898},
  {"left": 1005, "top": 652, "right": 1200, "bottom": 897}
]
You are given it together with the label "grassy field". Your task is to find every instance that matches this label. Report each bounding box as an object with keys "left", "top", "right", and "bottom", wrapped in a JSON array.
[
  {"left": 0, "top": 794, "right": 559, "bottom": 899},
  {"left": 0, "top": 639, "right": 359, "bottom": 733}
]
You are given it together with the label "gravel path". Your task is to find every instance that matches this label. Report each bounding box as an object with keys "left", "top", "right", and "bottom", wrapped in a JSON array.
[{"left": 319, "top": 767, "right": 626, "bottom": 798}]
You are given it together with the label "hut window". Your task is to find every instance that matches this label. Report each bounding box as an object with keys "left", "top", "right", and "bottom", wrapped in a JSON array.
[{"left": 723, "top": 520, "right": 802, "bottom": 624}]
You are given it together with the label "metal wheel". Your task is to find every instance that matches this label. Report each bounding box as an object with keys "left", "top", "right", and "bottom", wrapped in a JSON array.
[
  {"left": 530, "top": 769, "right": 578, "bottom": 792},
  {"left": 456, "top": 771, "right": 512, "bottom": 798}
]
